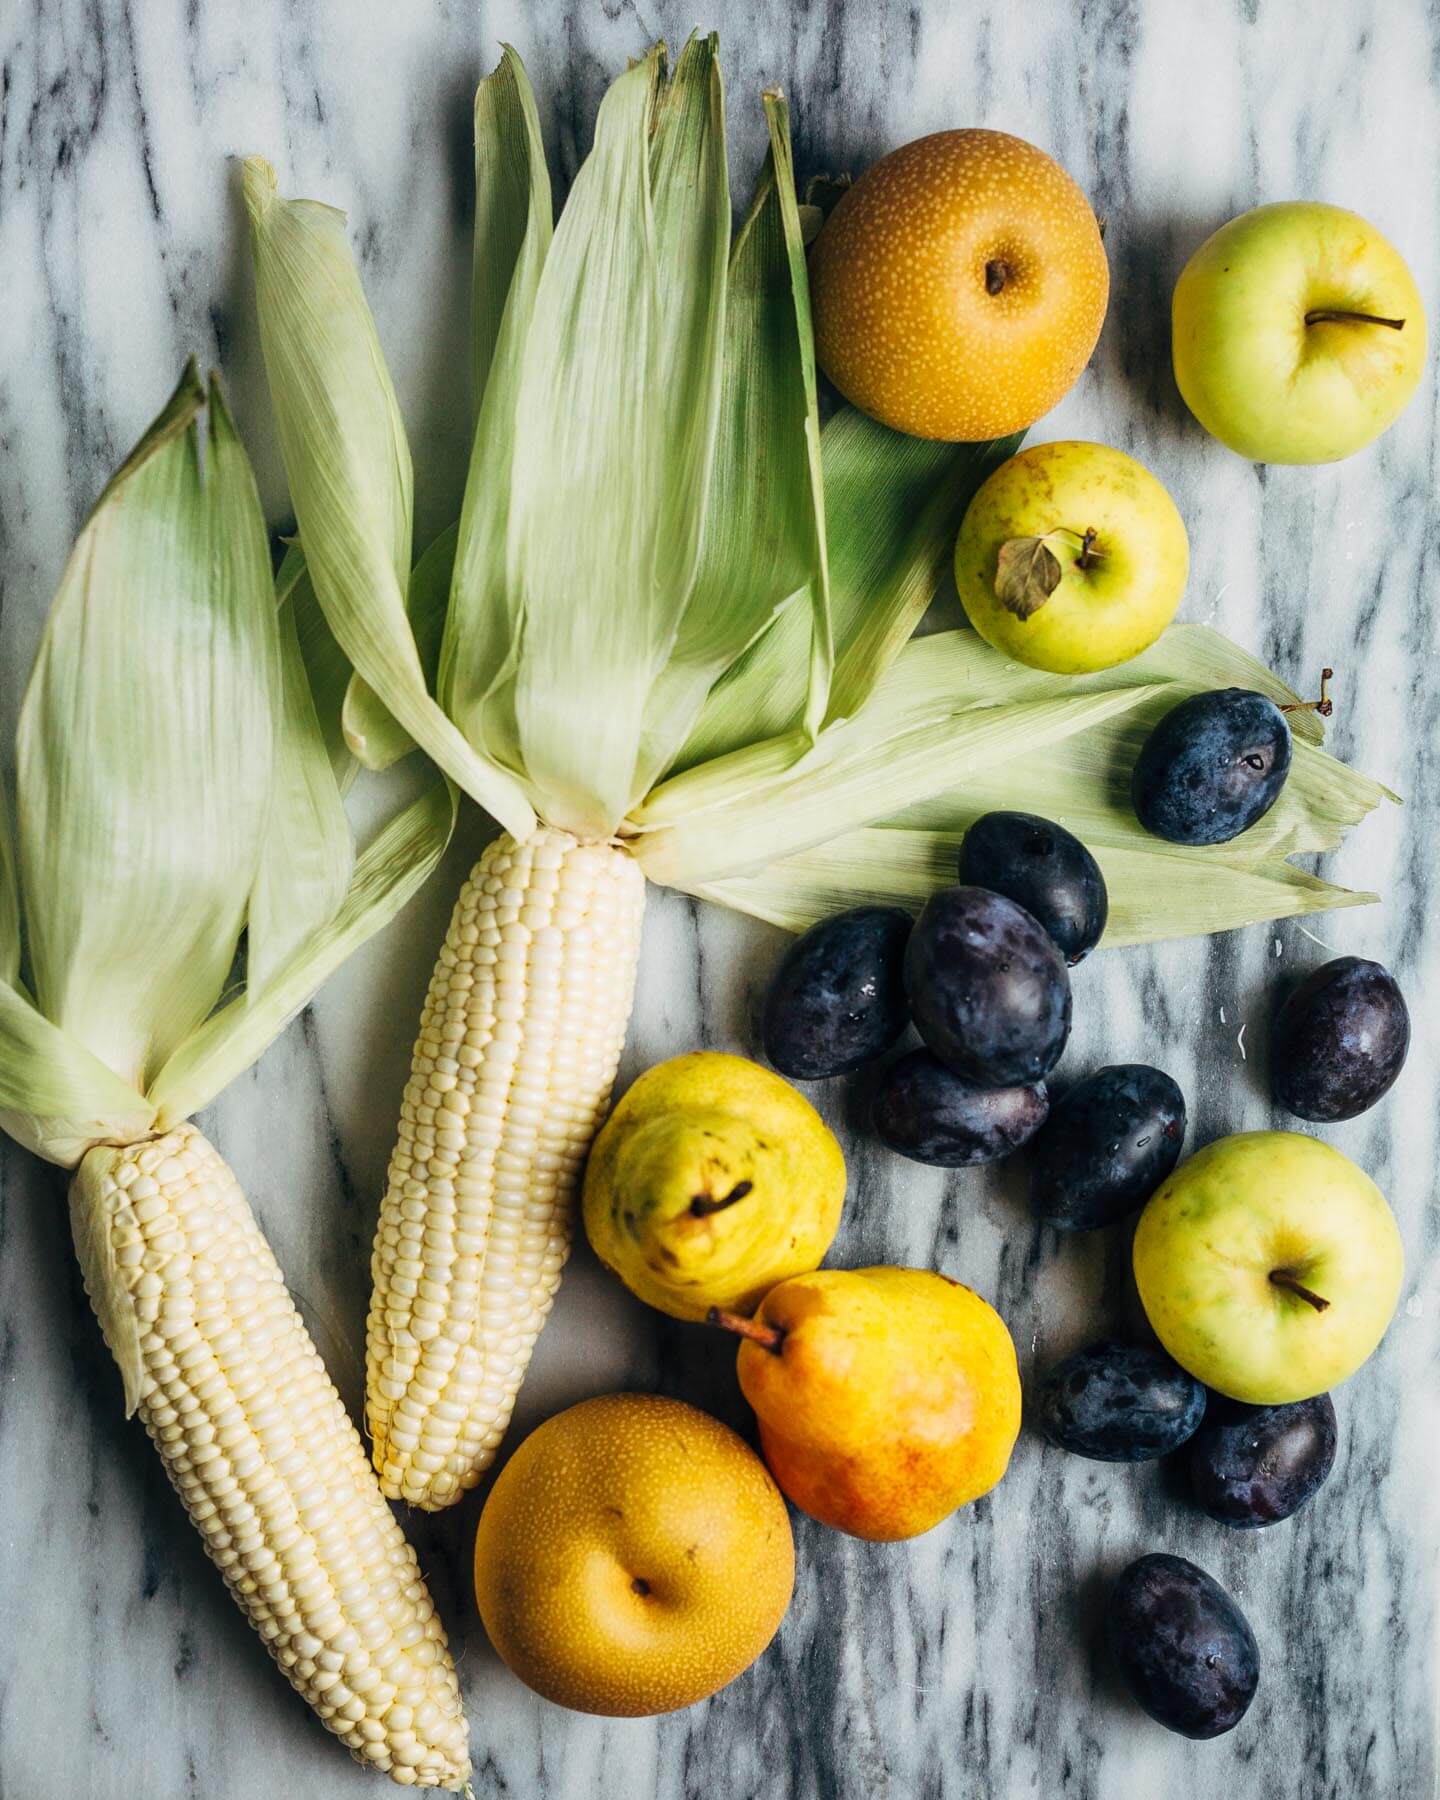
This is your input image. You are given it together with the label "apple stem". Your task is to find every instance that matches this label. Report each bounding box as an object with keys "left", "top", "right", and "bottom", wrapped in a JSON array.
[
  {"left": 1075, "top": 526, "right": 1099, "bottom": 571},
  {"left": 1269, "top": 1268, "right": 1331, "bottom": 1313},
  {"left": 1281, "top": 666, "right": 1335, "bottom": 720},
  {"left": 1304, "top": 307, "right": 1406, "bottom": 331},
  {"left": 707, "top": 1306, "right": 786, "bottom": 1352}
]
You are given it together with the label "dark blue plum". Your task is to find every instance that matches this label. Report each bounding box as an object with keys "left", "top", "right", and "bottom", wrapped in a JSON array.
[
  {"left": 1131, "top": 688, "right": 1292, "bottom": 845},
  {"left": 872, "top": 1049, "right": 1049, "bottom": 1167},
  {"left": 762, "top": 905, "right": 912, "bottom": 1079},
  {"left": 904, "top": 886, "right": 1071, "bottom": 1087},
  {"left": 957, "top": 810, "right": 1109, "bottom": 963},
  {"left": 1034, "top": 1342, "right": 1206, "bottom": 1462},
  {"left": 1272, "top": 956, "right": 1409, "bottom": 1122},
  {"left": 1030, "top": 1064, "right": 1186, "bottom": 1231},
  {"left": 1186, "top": 1394, "right": 1338, "bottom": 1528},
  {"left": 1107, "top": 1553, "right": 1259, "bottom": 1739}
]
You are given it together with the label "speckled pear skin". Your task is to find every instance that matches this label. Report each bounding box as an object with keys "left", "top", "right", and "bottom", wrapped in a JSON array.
[
  {"left": 582, "top": 1052, "right": 847, "bottom": 1321},
  {"left": 735, "top": 1267, "right": 1022, "bottom": 1541},
  {"left": 808, "top": 128, "right": 1108, "bottom": 440},
  {"left": 473, "top": 1394, "right": 794, "bottom": 1717}
]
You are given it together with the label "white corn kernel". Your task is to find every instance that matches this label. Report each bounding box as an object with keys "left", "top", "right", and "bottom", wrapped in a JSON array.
[
  {"left": 70, "top": 1125, "right": 471, "bottom": 1790},
  {"left": 366, "top": 830, "right": 644, "bottom": 1510}
]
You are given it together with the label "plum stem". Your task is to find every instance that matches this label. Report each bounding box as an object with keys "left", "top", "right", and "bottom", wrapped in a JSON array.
[
  {"left": 1269, "top": 1268, "right": 1331, "bottom": 1312},
  {"left": 1281, "top": 667, "right": 1335, "bottom": 719},
  {"left": 707, "top": 1306, "right": 786, "bottom": 1352},
  {"left": 1304, "top": 307, "right": 1405, "bottom": 331}
]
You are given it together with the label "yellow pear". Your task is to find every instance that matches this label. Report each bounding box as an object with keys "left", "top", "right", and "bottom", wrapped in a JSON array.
[
  {"left": 473, "top": 1393, "right": 793, "bottom": 1715},
  {"left": 718, "top": 1266, "right": 1022, "bottom": 1540},
  {"left": 582, "top": 1051, "right": 846, "bottom": 1321}
]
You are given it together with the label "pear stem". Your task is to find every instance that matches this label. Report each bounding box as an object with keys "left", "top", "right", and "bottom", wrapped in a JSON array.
[
  {"left": 1304, "top": 308, "right": 1405, "bottom": 331},
  {"left": 985, "top": 258, "right": 1010, "bottom": 295},
  {"left": 707, "top": 1307, "right": 785, "bottom": 1352},
  {"left": 1281, "top": 666, "right": 1334, "bottom": 719},
  {"left": 689, "top": 1180, "right": 753, "bottom": 1218},
  {"left": 1269, "top": 1268, "right": 1331, "bottom": 1313}
]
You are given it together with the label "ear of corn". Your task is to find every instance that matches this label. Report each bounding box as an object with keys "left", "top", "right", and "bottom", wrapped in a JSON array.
[
  {"left": 244, "top": 41, "right": 1393, "bottom": 1523},
  {"left": 368, "top": 828, "right": 645, "bottom": 1508},
  {"left": 72, "top": 1127, "right": 470, "bottom": 1789},
  {"left": 3, "top": 366, "right": 472, "bottom": 1783}
]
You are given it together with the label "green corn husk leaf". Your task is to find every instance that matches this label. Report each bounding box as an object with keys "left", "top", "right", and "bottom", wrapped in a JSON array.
[
  {"left": 505, "top": 42, "right": 730, "bottom": 834},
  {"left": 16, "top": 364, "right": 278, "bottom": 1092},
  {"left": 762, "top": 89, "right": 831, "bottom": 741},
  {"left": 683, "top": 624, "right": 1390, "bottom": 944},
  {"left": 696, "top": 828, "right": 1376, "bottom": 943},
  {"left": 249, "top": 158, "right": 415, "bottom": 779},
  {"left": 276, "top": 541, "right": 356, "bottom": 790},
  {"left": 630, "top": 653, "right": 1162, "bottom": 888},
  {"left": 472, "top": 43, "right": 554, "bottom": 415},
  {"left": 341, "top": 521, "right": 460, "bottom": 772},
  {"left": 244, "top": 156, "right": 536, "bottom": 838},
  {"left": 0, "top": 775, "right": 21, "bottom": 988},
  {"left": 441, "top": 47, "right": 553, "bottom": 760},
  {"left": 246, "top": 584, "right": 354, "bottom": 994},
  {"left": 148, "top": 777, "right": 456, "bottom": 1128},
  {"left": 678, "top": 409, "right": 1022, "bottom": 771},
  {"left": 0, "top": 980, "right": 156, "bottom": 1166},
  {"left": 630, "top": 86, "right": 831, "bottom": 800}
]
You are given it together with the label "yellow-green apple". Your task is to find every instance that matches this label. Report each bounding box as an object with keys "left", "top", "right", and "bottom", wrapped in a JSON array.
[
  {"left": 1133, "top": 1131, "right": 1404, "bottom": 1404},
  {"left": 1172, "top": 201, "right": 1426, "bottom": 463},
  {"left": 954, "top": 440, "right": 1189, "bottom": 674}
]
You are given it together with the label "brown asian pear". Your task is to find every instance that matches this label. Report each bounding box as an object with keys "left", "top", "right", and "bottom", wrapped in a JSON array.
[{"left": 809, "top": 128, "right": 1109, "bottom": 440}]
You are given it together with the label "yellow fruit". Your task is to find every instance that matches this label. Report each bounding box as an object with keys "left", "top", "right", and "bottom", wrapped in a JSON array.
[
  {"left": 955, "top": 440, "right": 1190, "bottom": 673},
  {"left": 582, "top": 1051, "right": 846, "bottom": 1322},
  {"left": 809, "top": 128, "right": 1108, "bottom": 440},
  {"left": 1134, "top": 1132, "right": 1404, "bottom": 1404},
  {"left": 1173, "top": 201, "right": 1427, "bottom": 464},
  {"left": 473, "top": 1394, "right": 794, "bottom": 1715},
  {"left": 727, "top": 1267, "right": 1022, "bottom": 1540}
]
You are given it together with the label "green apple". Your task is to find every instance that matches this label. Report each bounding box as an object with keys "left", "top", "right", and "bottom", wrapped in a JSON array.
[
  {"left": 955, "top": 441, "right": 1189, "bottom": 675},
  {"left": 1133, "top": 1131, "right": 1404, "bottom": 1405},
  {"left": 1172, "top": 201, "right": 1426, "bottom": 464}
]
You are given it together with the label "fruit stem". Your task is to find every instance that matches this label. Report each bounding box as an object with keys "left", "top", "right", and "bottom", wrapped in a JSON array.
[
  {"left": 1281, "top": 667, "right": 1334, "bottom": 719},
  {"left": 1269, "top": 1268, "right": 1331, "bottom": 1312},
  {"left": 985, "top": 258, "right": 1010, "bottom": 296},
  {"left": 689, "top": 1180, "right": 753, "bottom": 1218},
  {"left": 1075, "top": 526, "right": 1099, "bottom": 571},
  {"left": 707, "top": 1307, "right": 786, "bottom": 1352},
  {"left": 1304, "top": 307, "right": 1405, "bottom": 331}
]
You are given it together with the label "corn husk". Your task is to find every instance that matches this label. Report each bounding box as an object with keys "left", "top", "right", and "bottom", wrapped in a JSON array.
[
  {"left": 3, "top": 366, "right": 457, "bottom": 1167},
  {"left": 244, "top": 156, "right": 535, "bottom": 839},
  {"left": 632, "top": 89, "right": 831, "bottom": 798},
  {"left": 677, "top": 408, "right": 1022, "bottom": 770},
  {"left": 16, "top": 366, "right": 276, "bottom": 1092},
  {"left": 441, "top": 46, "right": 552, "bottom": 768},
  {"left": 147, "top": 778, "right": 454, "bottom": 1127},
  {"left": 674, "top": 626, "right": 1389, "bottom": 938},
  {"left": 504, "top": 40, "right": 730, "bottom": 833}
]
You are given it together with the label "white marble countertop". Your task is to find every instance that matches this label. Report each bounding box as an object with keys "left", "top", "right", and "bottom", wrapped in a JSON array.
[{"left": 1, "top": 2, "right": 1436, "bottom": 1795}]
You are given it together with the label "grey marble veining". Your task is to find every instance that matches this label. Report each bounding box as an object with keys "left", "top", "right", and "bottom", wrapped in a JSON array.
[{"left": 0, "top": 1, "right": 1437, "bottom": 1795}]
